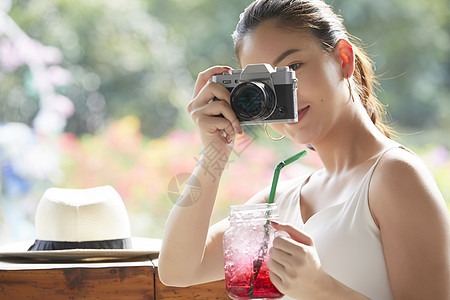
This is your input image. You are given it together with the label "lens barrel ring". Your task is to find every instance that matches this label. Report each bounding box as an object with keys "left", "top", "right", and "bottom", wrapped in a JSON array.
[{"left": 230, "top": 81, "right": 277, "bottom": 121}]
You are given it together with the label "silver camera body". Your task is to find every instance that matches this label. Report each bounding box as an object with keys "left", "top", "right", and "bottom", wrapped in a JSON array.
[{"left": 212, "top": 63, "right": 298, "bottom": 125}]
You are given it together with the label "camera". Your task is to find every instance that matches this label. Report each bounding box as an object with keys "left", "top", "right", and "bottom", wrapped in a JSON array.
[{"left": 211, "top": 63, "right": 298, "bottom": 125}]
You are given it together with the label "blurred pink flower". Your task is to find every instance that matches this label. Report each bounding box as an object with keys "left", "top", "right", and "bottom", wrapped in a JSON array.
[
  {"left": 48, "top": 65, "right": 72, "bottom": 87},
  {"left": 47, "top": 94, "right": 75, "bottom": 118},
  {"left": 41, "top": 45, "right": 63, "bottom": 65},
  {"left": 167, "top": 130, "right": 202, "bottom": 146},
  {"left": 0, "top": 38, "right": 23, "bottom": 72},
  {"left": 16, "top": 38, "right": 43, "bottom": 66},
  {"left": 59, "top": 133, "right": 80, "bottom": 154},
  {"left": 16, "top": 38, "right": 62, "bottom": 66}
]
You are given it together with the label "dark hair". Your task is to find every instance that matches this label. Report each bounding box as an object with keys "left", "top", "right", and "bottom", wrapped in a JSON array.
[{"left": 232, "top": 0, "right": 393, "bottom": 138}]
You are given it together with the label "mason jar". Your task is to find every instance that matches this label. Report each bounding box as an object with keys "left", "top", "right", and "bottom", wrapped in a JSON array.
[{"left": 223, "top": 203, "right": 283, "bottom": 300}]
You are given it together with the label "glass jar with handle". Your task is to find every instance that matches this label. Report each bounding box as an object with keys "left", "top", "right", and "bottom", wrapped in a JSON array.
[{"left": 223, "top": 203, "right": 283, "bottom": 300}]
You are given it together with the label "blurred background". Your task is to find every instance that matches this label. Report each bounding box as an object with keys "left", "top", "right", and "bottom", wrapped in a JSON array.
[{"left": 0, "top": 0, "right": 448, "bottom": 244}]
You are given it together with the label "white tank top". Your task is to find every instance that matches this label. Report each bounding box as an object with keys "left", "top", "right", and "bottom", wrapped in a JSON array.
[{"left": 276, "top": 147, "right": 402, "bottom": 300}]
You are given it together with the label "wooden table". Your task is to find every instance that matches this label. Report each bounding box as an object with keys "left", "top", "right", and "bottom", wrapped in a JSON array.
[{"left": 0, "top": 257, "right": 229, "bottom": 299}]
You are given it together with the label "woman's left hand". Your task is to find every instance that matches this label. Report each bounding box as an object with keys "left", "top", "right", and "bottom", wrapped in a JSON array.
[{"left": 268, "top": 221, "right": 330, "bottom": 299}]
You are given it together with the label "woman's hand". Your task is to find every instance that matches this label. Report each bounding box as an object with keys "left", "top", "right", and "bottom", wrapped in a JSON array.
[
  {"left": 268, "top": 221, "right": 327, "bottom": 299},
  {"left": 268, "top": 222, "right": 369, "bottom": 299},
  {"left": 187, "top": 66, "right": 242, "bottom": 154}
]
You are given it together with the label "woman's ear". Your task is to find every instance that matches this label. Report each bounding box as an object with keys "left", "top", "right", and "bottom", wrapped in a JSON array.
[{"left": 335, "top": 39, "right": 355, "bottom": 79}]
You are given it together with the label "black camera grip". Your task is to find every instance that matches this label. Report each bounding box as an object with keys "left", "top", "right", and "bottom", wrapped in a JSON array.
[{"left": 211, "top": 97, "right": 225, "bottom": 118}]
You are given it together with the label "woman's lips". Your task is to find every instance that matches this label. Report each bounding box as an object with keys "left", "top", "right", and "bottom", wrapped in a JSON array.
[{"left": 288, "top": 105, "right": 310, "bottom": 125}]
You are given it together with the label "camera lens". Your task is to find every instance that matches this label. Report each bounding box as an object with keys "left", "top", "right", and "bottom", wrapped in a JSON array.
[{"left": 230, "top": 81, "right": 276, "bottom": 121}]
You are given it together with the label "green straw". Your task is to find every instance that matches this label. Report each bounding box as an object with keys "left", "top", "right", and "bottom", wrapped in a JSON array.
[
  {"left": 268, "top": 150, "right": 307, "bottom": 204},
  {"left": 249, "top": 150, "right": 308, "bottom": 295}
]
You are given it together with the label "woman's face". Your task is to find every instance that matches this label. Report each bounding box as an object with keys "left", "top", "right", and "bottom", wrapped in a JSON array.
[{"left": 239, "top": 21, "right": 349, "bottom": 145}]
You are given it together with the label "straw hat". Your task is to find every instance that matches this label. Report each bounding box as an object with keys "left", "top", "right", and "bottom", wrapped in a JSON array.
[{"left": 0, "top": 186, "right": 161, "bottom": 261}]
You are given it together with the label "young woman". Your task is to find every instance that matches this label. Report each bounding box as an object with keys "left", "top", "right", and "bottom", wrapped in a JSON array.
[{"left": 158, "top": 1, "right": 450, "bottom": 299}]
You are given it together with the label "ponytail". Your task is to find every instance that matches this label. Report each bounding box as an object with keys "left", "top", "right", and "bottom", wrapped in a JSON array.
[{"left": 352, "top": 43, "right": 394, "bottom": 138}]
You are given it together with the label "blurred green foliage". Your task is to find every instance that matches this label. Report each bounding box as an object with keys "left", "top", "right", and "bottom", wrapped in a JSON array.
[
  {"left": 338, "top": 0, "right": 450, "bottom": 130},
  {"left": 4, "top": 0, "right": 193, "bottom": 137},
  {"left": 2, "top": 0, "right": 448, "bottom": 142}
]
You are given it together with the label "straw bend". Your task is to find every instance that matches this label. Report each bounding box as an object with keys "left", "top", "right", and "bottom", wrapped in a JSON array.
[{"left": 268, "top": 150, "right": 307, "bottom": 204}]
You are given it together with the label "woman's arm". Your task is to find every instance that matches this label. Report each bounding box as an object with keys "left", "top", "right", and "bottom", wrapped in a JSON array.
[
  {"left": 158, "top": 66, "right": 238, "bottom": 286},
  {"left": 158, "top": 158, "right": 227, "bottom": 286},
  {"left": 158, "top": 163, "right": 270, "bottom": 287},
  {"left": 370, "top": 148, "right": 450, "bottom": 299}
]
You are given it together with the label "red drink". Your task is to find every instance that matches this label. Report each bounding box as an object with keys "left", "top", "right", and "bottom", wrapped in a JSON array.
[
  {"left": 225, "top": 260, "right": 283, "bottom": 299},
  {"left": 223, "top": 204, "right": 283, "bottom": 300}
]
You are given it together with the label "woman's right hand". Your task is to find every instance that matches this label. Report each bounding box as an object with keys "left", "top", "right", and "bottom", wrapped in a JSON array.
[{"left": 187, "top": 66, "right": 243, "bottom": 155}]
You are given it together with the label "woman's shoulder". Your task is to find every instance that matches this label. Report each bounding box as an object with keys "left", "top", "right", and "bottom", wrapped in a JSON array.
[
  {"left": 369, "top": 146, "right": 446, "bottom": 227},
  {"left": 372, "top": 146, "right": 435, "bottom": 189}
]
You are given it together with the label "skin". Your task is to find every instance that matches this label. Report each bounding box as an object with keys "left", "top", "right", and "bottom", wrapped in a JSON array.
[{"left": 158, "top": 20, "right": 450, "bottom": 299}]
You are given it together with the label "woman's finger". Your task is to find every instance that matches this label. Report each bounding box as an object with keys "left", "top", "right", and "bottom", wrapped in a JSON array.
[
  {"left": 269, "top": 246, "right": 303, "bottom": 279},
  {"left": 268, "top": 269, "right": 284, "bottom": 292},
  {"left": 187, "top": 81, "right": 233, "bottom": 120},
  {"left": 272, "top": 235, "right": 309, "bottom": 258},
  {"left": 192, "top": 81, "right": 232, "bottom": 107},
  {"left": 197, "top": 115, "right": 236, "bottom": 143},
  {"left": 266, "top": 257, "right": 286, "bottom": 278},
  {"left": 192, "top": 105, "right": 237, "bottom": 137},
  {"left": 193, "top": 100, "right": 241, "bottom": 134},
  {"left": 193, "top": 66, "right": 232, "bottom": 98},
  {"left": 269, "top": 244, "right": 293, "bottom": 266},
  {"left": 271, "top": 220, "right": 314, "bottom": 246}
]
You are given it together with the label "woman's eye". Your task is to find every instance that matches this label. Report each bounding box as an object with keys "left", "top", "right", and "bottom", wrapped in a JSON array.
[{"left": 289, "top": 63, "right": 303, "bottom": 71}]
